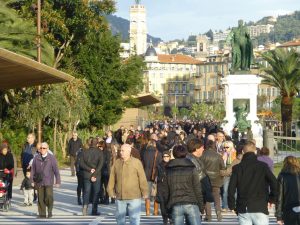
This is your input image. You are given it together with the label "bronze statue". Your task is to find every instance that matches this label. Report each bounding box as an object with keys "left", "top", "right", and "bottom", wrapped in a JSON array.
[
  {"left": 227, "top": 20, "right": 253, "bottom": 73},
  {"left": 135, "top": 0, "right": 141, "bottom": 4},
  {"left": 234, "top": 103, "right": 251, "bottom": 132}
]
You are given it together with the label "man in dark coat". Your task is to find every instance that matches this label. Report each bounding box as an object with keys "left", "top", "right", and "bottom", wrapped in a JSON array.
[
  {"left": 201, "top": 140, "right": 225, "bottom": 221},
  {"left": 80, "top": 138, "right": 103, "bottom": 216},
  {"left": 21, "top": 133, "right": 36, "bottom": 177},
  {"left": 166, "top": 145, "right": 203, "bottom": 225},
  {"left": 67, "top": 132, "right": 83, "bottom": 176},
  {"left": 228, "top": 142, "right": 277, "bottom": 225}
]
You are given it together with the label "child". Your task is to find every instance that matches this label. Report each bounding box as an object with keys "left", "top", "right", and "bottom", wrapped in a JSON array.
[{"left": 20, "top": 171, "right": 34, "bottom": 206}]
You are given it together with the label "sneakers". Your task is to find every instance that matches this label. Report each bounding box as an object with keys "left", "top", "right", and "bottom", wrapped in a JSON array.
[{"left": 82, "top": 205, "right": 88, "bottom": 216}]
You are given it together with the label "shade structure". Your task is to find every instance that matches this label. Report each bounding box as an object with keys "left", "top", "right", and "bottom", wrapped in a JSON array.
[
  {"left": 0, "top": 48, "right": 74, "bottom": 90},
  {"left": 134, "top": 93, "right": 160, "bottom": 107}
]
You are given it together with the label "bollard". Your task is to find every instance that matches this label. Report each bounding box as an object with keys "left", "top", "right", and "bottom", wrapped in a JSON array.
[{"left": 263, "top": 129, "right": 275, "bottom": 160}]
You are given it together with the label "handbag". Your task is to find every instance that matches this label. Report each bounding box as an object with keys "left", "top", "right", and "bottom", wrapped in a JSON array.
[
  {"left": 150, "top": 150, "right": 159, "bottom": 182},
  {"left": 151, "top": 178, "right": 157, "bottom": 197}
]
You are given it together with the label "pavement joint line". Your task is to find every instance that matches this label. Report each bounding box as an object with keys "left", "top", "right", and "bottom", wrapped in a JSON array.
[{"left": 89, "top": 216, "right": 105, "bottom": 225}]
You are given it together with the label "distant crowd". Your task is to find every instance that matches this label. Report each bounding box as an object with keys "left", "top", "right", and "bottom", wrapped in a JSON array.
[{"left": 0, "top": 119, "right": 299, "bottom": 225}]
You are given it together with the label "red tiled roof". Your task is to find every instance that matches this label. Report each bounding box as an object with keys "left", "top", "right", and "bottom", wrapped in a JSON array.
[
  {"left": 157, "top": 54, "right": 202, "bottom": 64},
  {"left": 278, "top": 39, "right": 300, "bottom": 48}
]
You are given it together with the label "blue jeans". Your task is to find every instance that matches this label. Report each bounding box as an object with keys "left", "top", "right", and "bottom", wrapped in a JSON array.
[
  {"left": 83, "top": 178, "right": 101, "bottom": 211},
  {"left": 172, "top": 204, "right": 201, "bottom": 225},
  {"left": 116, "top": 199, "right": 141, "bottom": 225},
  {"left": 238, "top": 213, "right": 269, "bottom": 225},
  {"left": 222, "top": 176, "right": 230, "bottom": 209}
]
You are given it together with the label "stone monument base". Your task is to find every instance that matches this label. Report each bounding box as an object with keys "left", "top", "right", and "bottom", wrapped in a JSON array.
[{"left": 221, "top": 74, "right": 263, "bottom": 148}]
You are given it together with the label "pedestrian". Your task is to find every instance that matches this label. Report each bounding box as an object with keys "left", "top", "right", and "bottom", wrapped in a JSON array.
[
  {"left": 21, "top": 133, "right": 37, "bottom": 177},
  {"left": 30, "top": 142, "right": 61, "bottom": 218},
  {"left": 0, "top": 144, "right": 14, "bottom": 202},
  {"left": 220, "top": 141, "right": 236, "bottom": 212},
  {"left": 142, "top": 139, "right": 162, "bottom": 216},
  {"left": 98, "top": 140, "right": 111, "bottom": 205},
  {"left": 75, "top": 143, "right": 84, "bottom": 205},
  {"left": 257, "top": 147, "right": 274, "bottom": 172},
  {"left": 276, "top": 156, "right": 300, "bottom": 225},
  {"left": 156, "top": 151, "right": 171, "bottom": 225},
  {"left": 165, "top": 144, "right": 204, "bottom": 225},
  {"left": 107, "top": 144, "right": 148, "bottom": 225},
  {"left": 67, "top": 132, "right": 83, "bottom": 176},
  {"left": 228, "top": 141, "right": 278, "bottom": 225},
  {"left": 186, "top": 138, "right": 214, "bottom": 221},
  {"left": 80, "top": 138, "right": 103, "bottom": 216},
  {"left": 20, "top": 170, "right": 34, "bottom": 206},
  {"left": 201, "top": 140, "right": 225, "bottom": 221}
]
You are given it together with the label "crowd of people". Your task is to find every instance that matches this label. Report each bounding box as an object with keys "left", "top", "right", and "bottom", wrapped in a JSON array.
[{"left": 0, "top": 120, "right": 299, "bottom": 225}]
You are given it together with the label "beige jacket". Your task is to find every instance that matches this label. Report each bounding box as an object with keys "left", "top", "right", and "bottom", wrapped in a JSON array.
[{"left": 108, "top": 157, "right": 148, "bottom": 200}]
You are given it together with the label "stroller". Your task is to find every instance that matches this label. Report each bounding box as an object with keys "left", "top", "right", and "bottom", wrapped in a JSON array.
[{"left": 0, "top": 169, "right": 11, "bottom": 211}]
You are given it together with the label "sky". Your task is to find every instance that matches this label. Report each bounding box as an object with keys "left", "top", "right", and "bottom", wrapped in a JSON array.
[{"left": 114, "top": 0, "right": 300, "bottom": 41}]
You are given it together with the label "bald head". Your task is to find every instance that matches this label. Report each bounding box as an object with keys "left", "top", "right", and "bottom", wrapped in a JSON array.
[
  {"left": 207, "top": 134, "right": 215, "bottom": 142},
  {"left": 120, "top": 144, "right": 132, "bottom": 161}
]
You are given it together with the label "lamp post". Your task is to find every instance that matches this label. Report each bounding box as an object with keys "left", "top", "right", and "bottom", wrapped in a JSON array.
[{"left": 37, "top": 0, "right": 42, "bottom": 143}]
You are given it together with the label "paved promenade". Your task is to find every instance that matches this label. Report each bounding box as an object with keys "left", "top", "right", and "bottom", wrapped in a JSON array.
[{"left": 0, "top": 169, "right": 280, "bottom": 224}]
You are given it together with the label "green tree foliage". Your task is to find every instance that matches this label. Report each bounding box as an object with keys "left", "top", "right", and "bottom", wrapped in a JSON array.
[
  {"left": 260, "top": 49, "right": 300, "bottom": 135},
  {"left": 179, "top": 108, "right": 190, "bottom": 119},
  {"left": 10, "top": 0, "right": 116, "bottom": 68},
  {"left": 76, "top": 32, "right": 144, "bottom": 127},
  {"left": 253, "top": 11, "right": 300, "bottom": 45},
  {"left": 0, "top": 0, "right": 54, "bottom": 65}
]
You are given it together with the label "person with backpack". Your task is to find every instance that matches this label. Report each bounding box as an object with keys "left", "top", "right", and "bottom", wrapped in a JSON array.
[{"left": 186, "top": 138, "right": 214, "bottom": 222}]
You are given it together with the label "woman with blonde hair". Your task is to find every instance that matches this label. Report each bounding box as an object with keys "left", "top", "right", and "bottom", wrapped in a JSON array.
[
  {"left": 276, "top": 156, "right": 300, "bottom": 225},
  {"left": 221, "top": 140, "right": 236, "bottom": 212}
]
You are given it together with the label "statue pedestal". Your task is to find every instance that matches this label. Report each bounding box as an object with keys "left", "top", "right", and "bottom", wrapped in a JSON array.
[{"left": 221, "top": 74, "right": 263, "bottom": 148}]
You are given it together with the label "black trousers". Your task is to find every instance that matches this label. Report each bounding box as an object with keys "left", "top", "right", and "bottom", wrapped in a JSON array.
[
  {"left": 76, "top": 173, "right": 84, "bottom": 199},
  {"left": 37, "top": 186, "right": 53, "bottom": 217},
  {"left": 283, "top": 210, "right": 300, "bottom": 225},
  {"left": 100, "top": 175, "right": 109, "bottom": 201}
]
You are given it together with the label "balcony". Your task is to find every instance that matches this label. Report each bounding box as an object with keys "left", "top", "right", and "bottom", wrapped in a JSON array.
[{"left": 194, "top": 85, "right": 201, "bottom": 90}]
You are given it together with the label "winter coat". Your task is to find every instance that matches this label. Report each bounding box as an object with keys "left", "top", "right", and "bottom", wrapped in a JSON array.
[
  {"left": 142, "top": 146, "right": 162, "bottom": 181},
  {"left": 228, "top": 152, "right": 277, "bottom": 215},
  {"left": 201, "top": 148, "right": 225, "bottom": 187},
  {"left": 101, "top": 149, "right": 111, "bottom": 177},
  {"left": 30, "top": 153, "right": 61, "bottom": 187},
  {"left": 75, "top": 149, "right": 83, "bottom": 175},
  {"left": 79, "top": 147, "right": 103, "bottom": 180},
  {"left": 67, "top": 138, "right": 83, "bottom": 157},
  {"left": 107, "top": 157, "right": 148, "bottom": 200},
  {"left": 165, "top": 158, "right": 203, "bottom": 211},
  {"left": 0, "top": 152, "right": 14, "bottom": 171},
  {"left": 276, "top": 171, "right": 300, "bottom": 221},
  {"left": 156, "top": 161, "right": 168, "bottom": 203},
  {"left": 20, "top": 177, "right": 33, "bottom": 190},
  {"left": 21, "top": 143, "right": 36, "bottom": 168},
  {"left": 186, "top": 153, "right": 214, "bottom": 203}
]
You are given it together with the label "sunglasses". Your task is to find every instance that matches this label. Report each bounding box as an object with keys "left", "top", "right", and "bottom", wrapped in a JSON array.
[
  {"left": 223, "top": 147, "right": 230, "bottom": 149},
  {"left": 40, "top": 147, "right": 47, "bottom": 149}
]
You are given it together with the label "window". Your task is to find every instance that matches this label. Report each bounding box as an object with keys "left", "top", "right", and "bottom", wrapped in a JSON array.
[
  {"left": 182, "top": 84, "right": 187, "bottom": 93},
  {"left": 160, "top": 73, "right": 163, "bottom": 78},
  {"left": 175, "top": 84, "right": 179, "bottom": 93}
]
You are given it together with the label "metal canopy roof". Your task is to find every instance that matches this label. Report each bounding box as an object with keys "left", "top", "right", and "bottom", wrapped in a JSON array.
[
  {"left": 0, "top": 48, "right": 74, "bottom": 90},
  {"left": 135, "top": 93, "right": 160, "bottom": 107}
]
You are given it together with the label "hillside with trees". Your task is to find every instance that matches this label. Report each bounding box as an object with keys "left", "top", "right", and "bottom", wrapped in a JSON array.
[{"left": 254, "top": 11, "right": 300, "bottom": 45}]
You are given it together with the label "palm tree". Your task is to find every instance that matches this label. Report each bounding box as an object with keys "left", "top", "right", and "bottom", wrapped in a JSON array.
[{"left": 260, "top": 48, "right": 300, "bottom": 135}]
